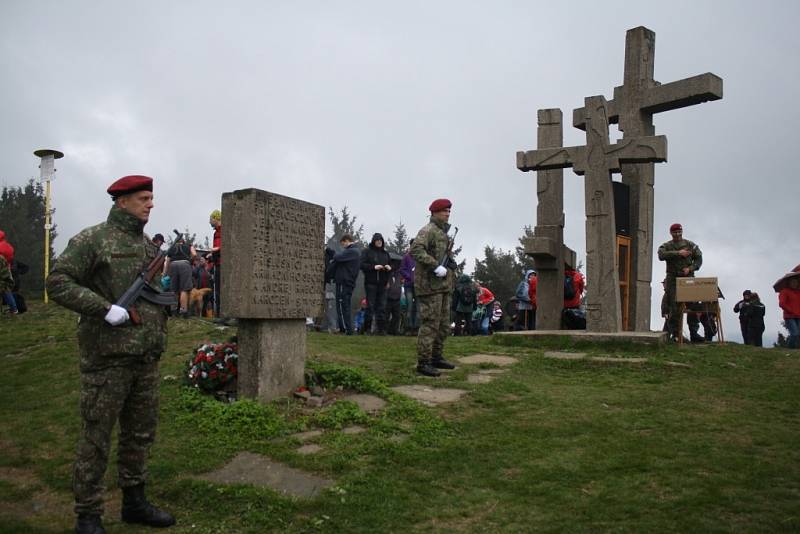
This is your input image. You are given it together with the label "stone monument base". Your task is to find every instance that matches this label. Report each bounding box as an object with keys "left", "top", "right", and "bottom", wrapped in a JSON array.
[
  {"left": 495, "top": 329, "right": 667, "bottom": 346},
  {"left": 237, "top": 319, "right": 307, "bottom": 403}
]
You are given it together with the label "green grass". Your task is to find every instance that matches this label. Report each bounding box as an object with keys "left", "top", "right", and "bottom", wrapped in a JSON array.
[{"left": 2, "top": 302, "right": 800, "bottom": 532}]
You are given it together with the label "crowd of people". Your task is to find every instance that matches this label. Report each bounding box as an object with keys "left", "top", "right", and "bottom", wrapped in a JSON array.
[
  {"left": 323, "top": 211, "right": 589, "bottom": 343},
  {"left": 147, "top": 210, "right": 223, "bottom": 320}
]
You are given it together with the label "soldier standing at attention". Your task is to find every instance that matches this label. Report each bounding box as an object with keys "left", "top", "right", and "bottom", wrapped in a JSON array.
[
  {"left": 657, "top": 222, "right": 704, "bottom": 342},
  {"left": 47, "top": 175, "right": 175, "bottom": 534},
  {"left": 411, "top": 198, "right": 458, "bottom": 377}
]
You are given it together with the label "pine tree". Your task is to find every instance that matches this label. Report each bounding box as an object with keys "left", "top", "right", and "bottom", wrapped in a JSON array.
[
  {"left": 386, "top": 221, "right": 409, "bottom": 255},
  {"left": 0, "top": 179, "right": 56, "bottom": 294},
  {"left": 515, "top": 225, "right": 537, "bottom": 272},
  {"left": 326, "top": 206, "right": 365, "bottom": 250}
]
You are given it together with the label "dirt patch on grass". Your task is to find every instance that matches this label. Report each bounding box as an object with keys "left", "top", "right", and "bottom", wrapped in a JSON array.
[
  {"left": 419, "top": 499, "right": 499, "bottom": 531},
  {"left": 0, "top": 466, "right": 73, "bottom": 530},
  {"left": 0, "top": 466, "right": 38, "bottom": 488},
  {"left": 0, "top": 439, "right": 22, "bottom": 459},
  {"left": 774, "top": 357, "right": 800, "bottom": 372}
]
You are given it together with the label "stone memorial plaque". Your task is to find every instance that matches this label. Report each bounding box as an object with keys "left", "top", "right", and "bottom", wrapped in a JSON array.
[{"left": 221, "top": 188, "right": 325, "bottom": 319}]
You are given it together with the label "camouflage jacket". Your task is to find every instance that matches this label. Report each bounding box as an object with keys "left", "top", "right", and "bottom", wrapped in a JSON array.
[
  {"left": 657, "top": 238, "right": 702, "bottom": 278},
  {"left": 411, "top": 217, "right": 455, "bottom": 296},
  {"left": 46, "top": 206, "right": 167, "bottom": 366},
  {"left": 0, "top": 256, "right": 12, "bottom": 294}
]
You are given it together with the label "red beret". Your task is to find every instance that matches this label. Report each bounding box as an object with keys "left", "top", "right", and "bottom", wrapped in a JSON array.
[
  {"left": 428, "top": 198, "right": 452, "bottom": 212},
  {"left": 669, "top": 223, "right": 682, "bottom": 232},
  {"left": 107, "top": 175, "right": 153, "bottom": 199}
]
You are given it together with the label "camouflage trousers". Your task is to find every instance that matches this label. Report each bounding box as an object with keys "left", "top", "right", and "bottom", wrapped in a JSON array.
[
  {"left": 416, "top": 292, "right": 451, "bottom": 363},
  {"left": 664, "top": 277, "right": 699, "bottom": 338},
  {"left": 74, "top": 359, "right": 160, "bottom": 516}
]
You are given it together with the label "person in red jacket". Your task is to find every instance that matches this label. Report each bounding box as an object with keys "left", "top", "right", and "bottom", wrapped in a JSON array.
[
  {"left": 0, "top": 230, "right": 18, "bottom": 314},
  {"left": 563, "top": 265, "right": 585, "bottom": 309},
  {"left": 779, "top": 276, "right": 800, "bottom": 349},
  {"left": 0, "top": 230, "right": 13, "bottom": 264}
]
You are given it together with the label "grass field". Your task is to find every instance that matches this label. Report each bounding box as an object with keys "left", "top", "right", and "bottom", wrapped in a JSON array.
[{"left": 1, "top": 302, "right": 799, "bottom": 533}]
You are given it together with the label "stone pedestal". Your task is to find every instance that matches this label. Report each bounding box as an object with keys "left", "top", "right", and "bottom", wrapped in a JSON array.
[
  {"left": 221, "top": 188, "right": 324, "bottom": 402},
  {"left": 237, "top": 319, "right": 307, "bottom": 403}
]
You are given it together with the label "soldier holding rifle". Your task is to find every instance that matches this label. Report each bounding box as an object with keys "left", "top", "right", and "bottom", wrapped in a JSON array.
[
  {"left": 47, "top": 175, "right": 176, "bottom": 533},
  {"left": 411, "top": 198, "right": 458, "bottom": 377}
]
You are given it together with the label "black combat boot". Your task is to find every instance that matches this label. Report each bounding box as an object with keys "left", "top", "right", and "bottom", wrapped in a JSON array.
[
  {"left": 121, "top": 484, "right": 176, "bottom": 528},
  {"left": 75, "top": 514, "right": 106, "bottom": 534},
  {"left": 431, "top": 356, "right": 456, "bottom": 370},
  {"left": 416, "top": 361, "right": 441, "bottom": 377}
]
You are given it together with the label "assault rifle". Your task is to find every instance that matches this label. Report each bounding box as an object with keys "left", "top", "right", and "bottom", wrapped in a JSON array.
[
  {"left": 115, "top": 251, "right": 177, "bottom": 324},
  {"left": 439, "top": 226, "right": 459, "bottom": 269}
]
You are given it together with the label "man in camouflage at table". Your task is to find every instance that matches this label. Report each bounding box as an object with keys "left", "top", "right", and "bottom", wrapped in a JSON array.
[
  {"left": 47, "top": 175, "right": 176, "bottom": 534},
  {"left": 411, "top": 198, "right": 458, "bottom": 377},
  {"left": 657, "top": 222, "right": 704, "bottom": 342}
]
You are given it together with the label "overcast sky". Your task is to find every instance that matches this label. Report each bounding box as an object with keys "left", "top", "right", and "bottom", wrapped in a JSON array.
[{"left": 2, "top": 1, "right": 798, "bottom": 343}]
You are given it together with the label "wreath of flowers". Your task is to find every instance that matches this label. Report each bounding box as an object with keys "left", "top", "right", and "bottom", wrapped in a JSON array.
[{"left": 186, "top": 342, "right": 238, "bottom": 392}]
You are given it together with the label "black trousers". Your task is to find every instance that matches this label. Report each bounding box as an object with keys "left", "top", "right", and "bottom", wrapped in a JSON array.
[
  {"left": 364, "top": 284, "right": 387, "bottom": 333},
  {"left": 213, "top": 264, "right": 221, "bottom": 317},
  {"left": 515, "top": 308, "right": 536, "bottom": 330},
  {"left": 386, "top": 298, "right": 402, "bottom": 335},
  {"left": 746, "top": 327, "right": 764, "bottom": 347},
  {"left": 336, "top": 284, "right": 354, "bottom": 334}
]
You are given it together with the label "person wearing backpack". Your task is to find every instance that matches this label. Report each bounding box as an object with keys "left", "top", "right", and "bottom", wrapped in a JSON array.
[
  {"left": 452, "top": 274, "right": 476, "bottom": 335},
  {"left": 563, "top": 265, "right": 584, "bottom": 309},
  {"left": 514, "top": 270, "right": 536, "bottom": 330},
  {"left": 562, "top": 265, "right": 586, "bottom": 329}
]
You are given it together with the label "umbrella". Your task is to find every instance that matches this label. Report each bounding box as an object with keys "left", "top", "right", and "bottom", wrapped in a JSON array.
[{"left": 773, "top": 266, "right": 800, "bottom": 292}]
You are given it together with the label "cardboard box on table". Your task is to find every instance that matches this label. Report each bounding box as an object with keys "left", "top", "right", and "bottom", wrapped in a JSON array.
[
  {"left": 676, "top": 277, "right": 718, "bottom": 302},
  {"left": 674, "top": 277, "right": 724, "bottom": 344}
]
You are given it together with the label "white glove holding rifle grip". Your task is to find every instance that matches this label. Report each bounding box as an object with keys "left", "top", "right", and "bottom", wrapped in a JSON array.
[
  {"left": 434, "top": 265, "right": 448, "bottom": 278},
  {"left": 104, "top": 304, "right": 130, "bottom": 326}
]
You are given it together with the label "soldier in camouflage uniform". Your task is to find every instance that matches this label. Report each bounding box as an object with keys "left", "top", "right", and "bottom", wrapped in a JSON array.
[
  {"left": 657, "top": 223, "right": 703, "bottom": 342},
  {"left": 46, "top": 175, "right": 176, "bottom": 534},
  {"left": 411, "top": 198, "right": 458, "bottom": 377}
]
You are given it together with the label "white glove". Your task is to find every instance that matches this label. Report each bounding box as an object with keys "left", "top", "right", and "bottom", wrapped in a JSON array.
[
  {"left": 104, "top": 304, "right": 130, "bottom": 326},
  {"left": 434, "top": 265, "right": 448, "bottom": 278}
]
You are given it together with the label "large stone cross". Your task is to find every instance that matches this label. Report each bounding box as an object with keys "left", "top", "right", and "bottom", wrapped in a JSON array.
[
  {"left": 573, "top": 26, "right": 722, "bottom": 331},
  {"left": 518, "top": 95, "right": 667, "bottom": 332}
]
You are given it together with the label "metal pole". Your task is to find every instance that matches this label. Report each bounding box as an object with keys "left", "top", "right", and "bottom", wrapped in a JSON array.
[{"left": 33, "top": 149, "right": 64, "bottom": 303}]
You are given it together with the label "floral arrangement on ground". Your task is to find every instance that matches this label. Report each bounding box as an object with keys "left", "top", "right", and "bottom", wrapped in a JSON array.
[{"left": 186, "top": 342, "right": 238, "bottom": 392}]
